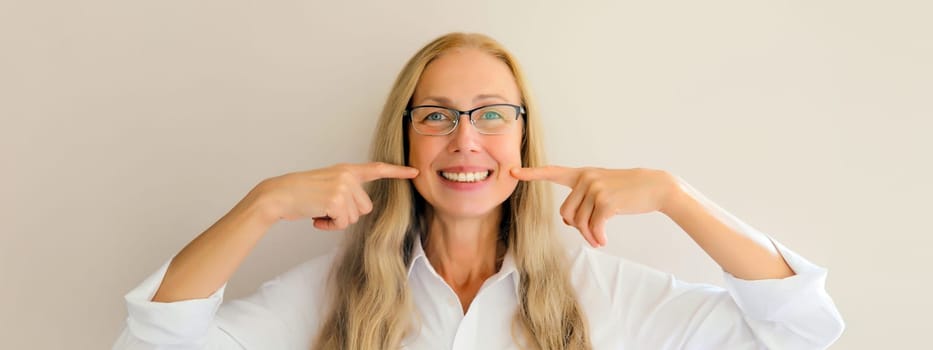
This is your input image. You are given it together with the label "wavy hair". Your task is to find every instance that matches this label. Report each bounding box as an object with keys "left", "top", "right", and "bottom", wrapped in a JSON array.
[{"left": 312, "top": 32, "right": 591, "bottom": 350}]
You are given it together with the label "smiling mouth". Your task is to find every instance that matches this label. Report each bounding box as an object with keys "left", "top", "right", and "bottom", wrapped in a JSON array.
[{"left": 438, "top": 170, "right": 492, "bottom": 183}]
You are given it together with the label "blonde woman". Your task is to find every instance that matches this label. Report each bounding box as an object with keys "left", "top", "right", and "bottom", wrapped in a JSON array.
[{"left": 113, "top": 33, "right": 844, "bottom": 349}]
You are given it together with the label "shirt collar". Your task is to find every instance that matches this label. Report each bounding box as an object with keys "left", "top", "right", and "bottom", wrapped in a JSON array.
[
  {"left": 408, "top": 235, "right": 521, "bottom": 294},
  {"left": 407, "top": 236, "right": 427, "bottom": 277}
]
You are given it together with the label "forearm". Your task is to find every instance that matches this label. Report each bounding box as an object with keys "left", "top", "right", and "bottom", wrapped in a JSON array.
[
  {"left": 152, "top": 186, "right": 277, "bottom": 302},
  {"left": 659, "top": 174, "right": 794, "bottom": 280}
]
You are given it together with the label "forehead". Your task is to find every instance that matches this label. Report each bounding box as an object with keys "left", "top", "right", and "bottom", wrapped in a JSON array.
[{"left": 413, "top": 48, "right": 521, "bottom": 107}]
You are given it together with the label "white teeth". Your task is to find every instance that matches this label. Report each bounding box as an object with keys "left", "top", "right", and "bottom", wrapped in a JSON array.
[{"left": 441, "top": 171, "right": 490, "bottom": 182}]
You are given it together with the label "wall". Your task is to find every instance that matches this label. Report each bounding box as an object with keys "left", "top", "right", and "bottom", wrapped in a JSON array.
[{"left": 2, "top": 1, "right": 930, "bottom": 348}]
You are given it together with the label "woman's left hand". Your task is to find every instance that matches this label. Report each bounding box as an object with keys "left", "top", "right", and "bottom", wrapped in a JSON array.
[{"left": 511, "top": 166, "right": 681, "bottom": 247}]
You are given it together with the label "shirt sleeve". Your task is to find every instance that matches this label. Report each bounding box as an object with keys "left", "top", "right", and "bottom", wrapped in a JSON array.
[
  {"left": 719, "top": 238, "right": 845, "bottom": 349},
  {"left": 600, "top": 237, "right": 844, "bottom": 350},
  {"left": 112, "top": 253, "right": 335, "bottom": 350}
]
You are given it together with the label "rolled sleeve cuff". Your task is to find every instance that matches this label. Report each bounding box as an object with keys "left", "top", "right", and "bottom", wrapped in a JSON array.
[
  {"left": 124, "top": 259, "right": 227, "bottom": 345},
  {"left": 721, "top": 238, "right": 828, "bottom": 321}
]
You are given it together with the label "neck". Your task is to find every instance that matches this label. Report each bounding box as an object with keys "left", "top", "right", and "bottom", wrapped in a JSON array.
[{"left": 423, "top": 207, "right": 504, "bottom": 290}]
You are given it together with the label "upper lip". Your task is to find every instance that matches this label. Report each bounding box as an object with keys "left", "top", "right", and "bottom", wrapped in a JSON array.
[{"left": 437, "top": 166, "right": 493, "bottom": 173}]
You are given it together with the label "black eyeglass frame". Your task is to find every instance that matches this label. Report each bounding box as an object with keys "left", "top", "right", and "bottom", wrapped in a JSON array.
[{"left": 403, "top": 103, "right": 527, "bottom": 136}]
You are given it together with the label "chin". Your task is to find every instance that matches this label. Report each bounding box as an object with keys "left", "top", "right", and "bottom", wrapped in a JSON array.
[{"left": 430, "top": 200, "right": 506, "bottom": 220}]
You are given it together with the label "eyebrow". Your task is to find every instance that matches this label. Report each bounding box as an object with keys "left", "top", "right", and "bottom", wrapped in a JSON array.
[{"left": 418, "top": 94, "right": 510, "bottom": 106}]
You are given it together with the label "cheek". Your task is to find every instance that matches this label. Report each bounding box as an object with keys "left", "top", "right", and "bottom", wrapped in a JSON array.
[
  {"left": 407, "top": 133, "right": 432, "bottom": 168},
  {"left": 410, "top": 154, "right": 431, "bottom": 188},
  {"left": 495, "top": 132, "right": 524, "bottom": 164},
  {"left": 408, "top": 139, "right": 437, "bottom": 170},
  {"left": 407, "top": 135, "right": 439, "bottom": 196},
  {"left": 490, "top": 138, "right": 523, "bottom": 183}
]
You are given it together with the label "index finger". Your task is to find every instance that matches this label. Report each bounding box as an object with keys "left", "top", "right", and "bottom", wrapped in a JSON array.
[
  {"left": 355, "top": 162, "right": 420, "bottom": 182},
  {"left": 510, "top": 165, "right": 579, "bottom": 187}
]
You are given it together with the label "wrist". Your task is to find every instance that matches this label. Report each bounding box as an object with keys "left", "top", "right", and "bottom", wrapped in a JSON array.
[
  {"left": 241, "top": 182, "right": 282, "bottom": 228},
  {"left": 658, "top": 172, "right": 691, "bottom": 218}
]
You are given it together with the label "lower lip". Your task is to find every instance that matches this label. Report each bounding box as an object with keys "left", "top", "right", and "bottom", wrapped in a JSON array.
[{"left": 438, "top": 171, "right": 493, "bottom": 191}]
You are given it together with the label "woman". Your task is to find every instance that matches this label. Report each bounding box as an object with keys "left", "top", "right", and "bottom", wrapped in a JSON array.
[{"left": 113, "top": 32, "right": 844, "bottom": 349}]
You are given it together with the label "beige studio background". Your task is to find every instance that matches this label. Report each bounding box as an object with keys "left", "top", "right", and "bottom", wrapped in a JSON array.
[{"left": 2, "top": 0, "right": 931, "bottom": 349}]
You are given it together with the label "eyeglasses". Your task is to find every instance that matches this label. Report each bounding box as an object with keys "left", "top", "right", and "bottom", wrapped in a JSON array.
[{"left": 404, "top": 103, "right": 526, "bottom": 136}]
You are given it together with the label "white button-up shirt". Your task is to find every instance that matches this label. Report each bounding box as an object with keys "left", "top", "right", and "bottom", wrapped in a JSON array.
[{"left": 113, "top": 236, "right": 843, "bottom": 349}]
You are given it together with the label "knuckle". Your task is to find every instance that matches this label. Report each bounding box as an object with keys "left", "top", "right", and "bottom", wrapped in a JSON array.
[
  {"left": 589, "top": 181, "right": 605, "bottom": 192},
  {"left": 335, "top": 183, "right": 349, "bottom": 194},
  {"left": 327, "top": 195, "right": 343, "bottom": 208},
  {"left": 574, "top": 215, "right": 588, "bottom": 227},
  {"left": 560, "top": 207, "right": 573, "bottom": 219},
  {"left": 337, "top": 170, "right": 355, "bottom": 183},
  {"left": 595, "top": 193, "right": 612, "bottom": 207}
]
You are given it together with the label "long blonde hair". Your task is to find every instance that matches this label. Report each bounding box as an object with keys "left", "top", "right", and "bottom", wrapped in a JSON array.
[{"left": 313, "top": 32, "right": 591, "bottom": 350}]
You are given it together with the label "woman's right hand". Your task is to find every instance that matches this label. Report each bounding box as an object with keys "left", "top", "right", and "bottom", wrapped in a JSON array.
[
  {"left": 255, "top": 162, "right": 419, "bottom": 230},
  {"left": 151, "top": 162, "right": 417, "bottom": 303}
]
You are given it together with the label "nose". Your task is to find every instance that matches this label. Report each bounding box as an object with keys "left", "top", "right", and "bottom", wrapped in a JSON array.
[{"left": 447, "top": 113, "right": 482, "bottom": 153}]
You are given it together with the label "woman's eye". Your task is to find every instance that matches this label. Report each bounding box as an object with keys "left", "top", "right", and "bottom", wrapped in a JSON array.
[
  {"left": 481, "top": 111, "right": 503, "bottom": 120},
  {"left": 425, "top": 113, "right": 447, "bottom": 121}
]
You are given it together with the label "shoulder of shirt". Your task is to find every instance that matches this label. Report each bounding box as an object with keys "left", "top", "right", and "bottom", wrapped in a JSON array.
[
  {"left": 564, "top": 242, "right": 675, "bottom": 293},
  {"left": 565, "top": 242, "right": 637, "bottom": 273},
  {"left": 261, "top": 249, "right": 340, "bottom": 292}
]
